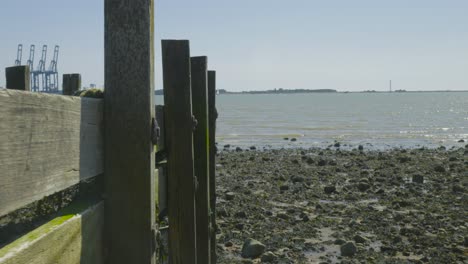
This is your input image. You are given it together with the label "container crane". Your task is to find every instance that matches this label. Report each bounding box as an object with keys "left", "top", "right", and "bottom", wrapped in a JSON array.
[
  {"left": 26, "top": 45, "right": 35, "bottom": 71},
  {"left": 14, "top": 44, "right": 23, "bottom": 66},
  {"left": 26, "top": 45, "right": 35, "bottom": 89},
  {"left": 32, "top": 45, "right": 47, "bottom": 92},
  {"left": 45, "top": 45, "right": 59, "bottom": 92}
]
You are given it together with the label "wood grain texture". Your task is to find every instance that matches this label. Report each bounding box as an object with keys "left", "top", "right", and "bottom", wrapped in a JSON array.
[
  {"left": 161, "top": 40, "right": 197, "bottom": 263},
  {"left": 0, "top": 89, "right": 103, "bottom": 217},
  {"left": 63, "top": 74, "right": 82, "bottom": 95},
  {"left": 207, "top": 70, "right": 217, "bottom": 263},
  {"left": 0, "top": 201, "right": 104, "bottom": 264},
  {"left": 5, "top": 66, "right": 30, "bottom": 91},
  {"left": 156, "top": 105, "right": 167, "bottom": 213},
  {"left": 191, "top": 56, "right": 211, "bottom": 264},
  {"left": 104, "top": 0, "right": 156, "bottom": 263}
]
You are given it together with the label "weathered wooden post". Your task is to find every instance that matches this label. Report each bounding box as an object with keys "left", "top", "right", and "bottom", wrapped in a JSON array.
[
  {"left": 62, "top": 73, "right": 81, "bottom": 95},
  {"left": 104, "top": 0, "right": 156, "bottom": 263},
  {"left": 155, "top": 104, "right": 169, "bottom": 263},
  {"left": 162, "top": 40, "right": 197, "bottom": 263},
  {"left": 191, "top": 56, "right": 211, "bottom": 264},
  {"left": 208, "top": 70, "right": 217, "bottom": 263},
  {"left": 156, "top": 105, "right": 167, "bottom": 213},
  {"left": 5, "top": 66, "right": 30, "bottom": 91}
]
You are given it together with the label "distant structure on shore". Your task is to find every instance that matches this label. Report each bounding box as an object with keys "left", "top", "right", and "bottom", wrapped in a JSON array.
[{"left": 219, "top": 88, "right": 337, "bottom": 94}]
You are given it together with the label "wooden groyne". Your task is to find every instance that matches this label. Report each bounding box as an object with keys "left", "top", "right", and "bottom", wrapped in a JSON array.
[{"left": 0, "top": 1, "right": 218, "bottom": 263}]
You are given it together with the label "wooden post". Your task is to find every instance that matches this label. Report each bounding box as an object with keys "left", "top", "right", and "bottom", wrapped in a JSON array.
[
  {"left": 162, "top": 40, "right": 197, "bottom": 263},
  {"left": 191, "top": 56, "right": 210, "bottom": 264},
  {"left": 62, "top": 73, "right": 81, "bottom": 95},
  {"left": 156, "top": 105, "right": 167, "bottom": 214},
  {"left": 207, "top": 70, "right": 217, "bottom": 263},
  {"left": 104, "top": 0, "right": 156, "bottom": 263},
  {"left": 5, "top": 66, "right": 30, "bottom": 91},
  {"left": 155, "top": 104, "right": 169, "bottom": 263}
]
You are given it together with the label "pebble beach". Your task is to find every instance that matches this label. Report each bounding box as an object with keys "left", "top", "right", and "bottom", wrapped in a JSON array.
[{"left": 215, "top": 144, "right": 468, "bottom": 263}]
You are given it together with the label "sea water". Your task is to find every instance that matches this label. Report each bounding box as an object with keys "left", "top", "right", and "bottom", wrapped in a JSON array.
[{"left": 157, "top": 92, "right": 468, "bottom": 150}]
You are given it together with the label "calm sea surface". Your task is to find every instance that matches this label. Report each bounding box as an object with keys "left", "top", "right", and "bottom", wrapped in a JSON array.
[{"left": 157, "top": 92, "right": 468, "bottom": 149}]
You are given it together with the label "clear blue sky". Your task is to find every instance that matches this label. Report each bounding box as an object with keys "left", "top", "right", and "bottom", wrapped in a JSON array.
[{"left": 1, "top": 0, "right": 467, "bottom": 91}]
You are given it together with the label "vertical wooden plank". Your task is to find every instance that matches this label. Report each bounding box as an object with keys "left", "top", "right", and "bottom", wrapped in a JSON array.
[
  {"left": 104, "top": 0, "right": 156, "bottom": 263},
  {"left": 5, "top": 66, "right": 30, "bottom": 91},
  {"left": 191, "top": 56, "right": 210, "bottom": 264},
  {"left": 155, "top": 104, "right": 169, "bottom": 263},
  {"left": 208, "top": 70, "right": 217, "bottom": 263},
  {"left": 161, "top": 40, "right": 197, "bottom": 263},
  {"left": 62, "top": 73, "right": 81, "bottom": 95},
  {"left": 156, "top": 105, "right": 167, "bottom": 214}
]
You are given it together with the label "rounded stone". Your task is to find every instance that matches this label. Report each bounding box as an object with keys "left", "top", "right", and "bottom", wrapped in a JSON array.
[
  {"left": 241, "top": 238, "right": 266, "bottom": 259},
  {"left": 340, "top": 241, "right": 357, "bottom": 256}
]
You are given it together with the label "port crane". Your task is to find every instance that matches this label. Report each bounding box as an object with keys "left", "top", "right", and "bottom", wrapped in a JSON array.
[
  {"left": 26, "top": 45, "right": 35, "bottom": 89},
  {"left": 14, "top": 44, "right": 23, "bottom": 66},
  {"left": 13, "top": 44, "right": 60, "bottom": 92},
  {"left": 31, "top": 45, "right": 47, "bottom": 92},
  {"left": 44, "top": 45, "right": 59, "bottom": 92}
]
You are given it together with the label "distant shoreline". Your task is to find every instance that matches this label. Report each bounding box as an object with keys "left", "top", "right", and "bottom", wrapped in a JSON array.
[
  {"left": 154, "top": 89, "right": 468, "bottom": 95},
  {"left": 216, "top": 90, "right": 468, "bottom": 95}
]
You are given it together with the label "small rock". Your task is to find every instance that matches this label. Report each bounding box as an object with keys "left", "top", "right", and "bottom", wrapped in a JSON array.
[
  {"left": 217, "top": 207, "right": 228, "bottom": 217},
  {"left": 334, "top": 142, "right": 341, "bottom": 147},
  {"left": 225, "top": 192, "right": 236, "bottom": 200},
  {"left": 236, "top": 147, "right": 243, "bottom": 152},
  {"left": 357, "top": 182, "right": 371, "bottom": 192},
  {"left": 434, "top": 165, "right": 445, "bottom": 173},
  {"left": 277, "top": 213, "right": 289, "bottom": 220},
  {"left": 398, "top": 156, "right": 411, "bottom": 163},
  {"left": 283, "top": 137, "right": 289, "bottom": 140},
  {"left": 324, "top": 185, "right": 336, "bottom": 194},
  {"left": 353, "top": 234, "right": 368, "bottom": 244},
  {"left": 225, "top": 241, "right": 233, "bottom": 247},
  {"left": 260, "top": 251, "right": 277, "bottom": 262},
  {"left": 224, "top": 144, "right": 230, "bottom": 149},
  {"left": 340, "top": 241, "right": 357, "bottom": 256},
  {"left": 459, "top": 139, "right": 465, "bottom": 143},
  {"left": 291, "top": 138, "right": 297, "bottom": 142},
  {"left": 291, "top": 176, "right": 304, "bottom": 183},
  {"left": 280, "top": 185, "right": 289, "bottom": 191},
  {"left": 358, "top": 145, "right": 364, "bottom": 151},
  {"left": 412, "top": 174, "right": 424, "bottom": 184},
  {"left": 306, "top": 157, "right": 314, "bottom": 164},
  {"left": 235, "top": 211, "right": 247, "bottom": 218},
  {"left": 452, "top": 185, "right": 464, "bottom": 193},
  {"left": 241, "top": 238, "right": 266, "bottom": 259},
  {"left": 250, "top": 146, "right": 256, "bottom": 150},
  {"left": 375, "top": 188, "right": 385, "bottom": 194},
  {"left": 318, "top": 159, "right": 327, "bottom": 166},
  {"left": 334, "top": 239, "right": 346, "bottom": 245}
]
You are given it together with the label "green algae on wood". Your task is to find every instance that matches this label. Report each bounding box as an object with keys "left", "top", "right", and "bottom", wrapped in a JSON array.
[{"left": 0, "top": 201, "right": 104, "bottom": 264}]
